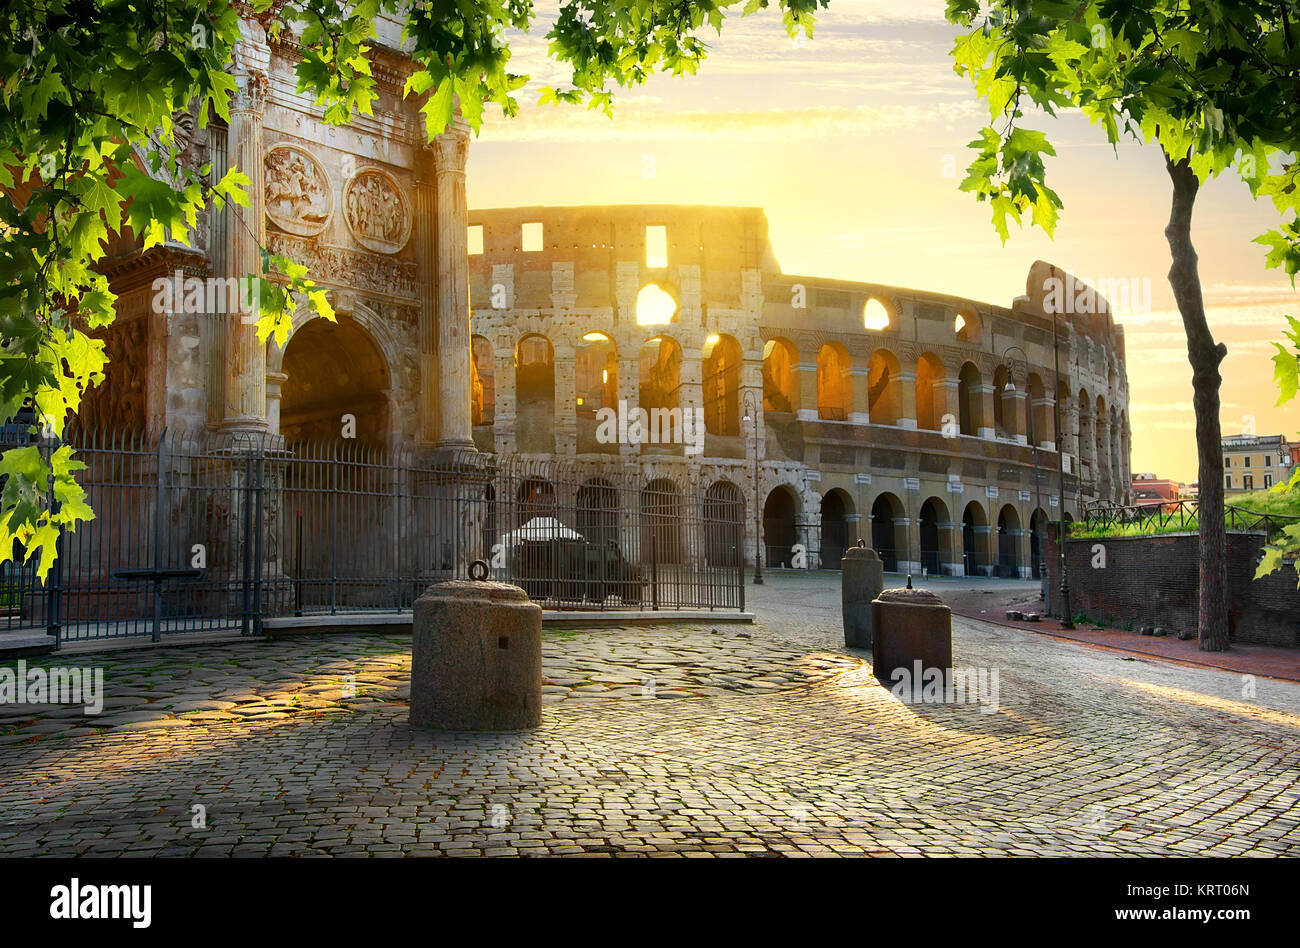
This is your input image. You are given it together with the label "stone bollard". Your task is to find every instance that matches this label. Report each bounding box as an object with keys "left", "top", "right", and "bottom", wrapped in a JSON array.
[
  {"left": 410, "top": 579, "right": 542, "bottom": 731},
  {"left": 871, "top": 586, "right": 952, "bottom": 682},
  {"left": 842, "top": 541, "right": 885, "bottom": 648}
]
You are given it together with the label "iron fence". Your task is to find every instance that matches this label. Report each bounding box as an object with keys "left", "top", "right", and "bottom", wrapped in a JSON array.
[
  {"left": 1, "top": 428, "right": 746, "bottom": 647},
  {"left": 1079, "top": 498, "right": 1300, "bottom": 538}
]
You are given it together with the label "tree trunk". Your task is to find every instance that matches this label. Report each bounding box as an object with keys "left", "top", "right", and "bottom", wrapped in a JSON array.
[{"left": 1163, "top": 152, "right": 1229, "bottom": 651}]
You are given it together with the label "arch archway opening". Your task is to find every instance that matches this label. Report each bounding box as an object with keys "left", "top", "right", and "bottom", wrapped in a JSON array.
[
  {"left": 515, "top": 334, "right": 555, "bottom": 453},
  {"left": 471, "top": 334, "right": 495, "bottom": 429},
  {"left": 702, "top": 333, "right": 742, "bottom": 437},
  {"left": 816, "top": 342, "right": 851, "bottom": 421},
  {"left": 762, "top": 338, "right": 799, "bottom": 413},
  {"left": 820, "top": 488, "right": 854, "bottom": 570},
  {"left": 871, "top": 493, "right": 904, "bottom": 573},
  {"left": 636, "top": 283, "right": 677, "bottom": 326},
  {"left": 863, "top": 297, "right": 892, "bottom": 331},
  {"left": 281, "top": 315, "right": 391, "bottom": 445},
  {"left": 762, "top": 486, "right": 800, "bottom": 569},
  {"left": 639, "top": 335, "right": 683, "bottom": 453},
  {"left": 867, "top": 349, "right": 902, "bottom": 426},
  {"left": 576, "top": 331, "right": 618, "bottom": 454},
  {"left": 704, "top": 481, "right": 744, "bottom": 568},
  {"left": 997, "top": 505, "right": 1022, "bottom": 578},
  {"left": 642, "top": 478, "right": 683, "bottom": 565},
  {"left": 962, "top": 501, "right": 988, "bottom": 577},
  {"left": 958, "top": 362, "right": 982, "bottom": 437},
  {"left": 919, "top": 497, "right": 951, "bottom": 577}
]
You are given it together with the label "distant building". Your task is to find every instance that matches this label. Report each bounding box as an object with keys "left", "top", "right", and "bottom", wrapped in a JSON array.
[
  {"left": 1222, "top": 434, "right": 1296, "bottom": 496},
  {"left": 1131, "top": 472, "right": 1180, "bottom": 507},
  {"left": 1181, "top": 481, "right": 1198, "bottom": 502}
]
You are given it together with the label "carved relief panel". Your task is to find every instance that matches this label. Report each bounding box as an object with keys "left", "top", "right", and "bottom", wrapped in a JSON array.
[
  {"left": 264, "top": 144, "right": 332, "bottom": 236},
  {"left": 343, "top": 168, "right": 412, "bottom": 254}
]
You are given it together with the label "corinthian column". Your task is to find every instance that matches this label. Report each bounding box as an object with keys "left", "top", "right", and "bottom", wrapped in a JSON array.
[
  {"left": 220, "top": 22, "right": 270, "bottom": 433},
  {"left": 433, "top": 116, "right": 474, "bottom": 451},
  {"left": 415, "top": 145, "right": 439, "bottom": 444}
]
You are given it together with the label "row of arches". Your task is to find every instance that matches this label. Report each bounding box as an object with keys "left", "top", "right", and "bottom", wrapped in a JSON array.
[{"left": 763, "top": 487, "right": 1061, "bottom": 579}]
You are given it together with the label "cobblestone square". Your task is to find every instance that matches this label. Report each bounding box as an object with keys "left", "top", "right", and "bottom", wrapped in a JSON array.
[{"left": 1, "top": 573, "right": 1297, "bottom": 857}]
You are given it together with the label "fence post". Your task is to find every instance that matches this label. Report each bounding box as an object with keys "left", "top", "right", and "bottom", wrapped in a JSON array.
[
  {"left": 240, "top": 448, "right": 254, "bottom": 636},
  {"left": 252, "top": 447, "right": 265, "bottom": 636}
]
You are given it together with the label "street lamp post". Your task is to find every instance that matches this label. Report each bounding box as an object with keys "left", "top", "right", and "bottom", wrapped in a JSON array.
[
  {"left": 742, "top": 391, "right": 764, "bottom": 585},
  {"left": 1050, "top": 318, "right": 1074, "bottom": 628}
]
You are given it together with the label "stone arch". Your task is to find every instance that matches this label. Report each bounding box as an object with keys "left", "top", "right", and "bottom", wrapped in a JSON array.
[
  {"left": 515, "top": 334, "right": 555, "bottom": 453},
  {"left": 636, "top": 282, "right": 678, "bottom": 326},
  {"left": 870, "top": 492, "right": 905, "bottom": 573},
  {"left": 576, "top": 331, "right": 618, "bottom": 454},
  {"left": 642, "top": 477, "right": 683, "bottom": 564},
  {"left": 820, "top": 487, "right": 855, "bottom": 569},
  {"left": 471, "top": 334, "right": 495, "bottom": 427},
  {"left": 576, "top": 477, "right": 620, "bottom": 550},
  {"left": 1029, "top": 507, "right": 1049, "bottom": 579},
  {"left": 762, "top": 484, "right": 801, "bottom": 569},
  {"left": 997, "top": 504, "right": 1023, "bottom": 578},
  {"left": 867, "top": 348, "right": 902, "bottom": 426},
  {"left": 955, "top": 308, "right": 982, "bottom": 344},
  {"left": 816, "top": 342, "right": 852, "bottom": 421},
  {"left": 762, "top": 337, "right": 799, "bottom": 414},
  {"left": 958, "top": 361, "right": 983, "bottom": 436},
  {"left": 1095, "top": 394, "right": 1109, "bottom": 492},
  {"left": 919, "top": 496, "right": 953, "bottom": 576},
  {"left": 279, "top": 314, "right": 392, "bottom": 445},
  {"left": 863, "top": 296, "right": 894, "bottom": 331},
  {"left": 704, "top": 480, "right": 745, "bottom": 567},
  {"left": 915, "top": 351, "right": 947, "bottom": 431},
  {"left": 639, "top": 334, "right": 683, "bottom": 450},
  {"left": 1077, "top": 387, "right": 1094, "bottom": 480},
  {"left": 962, "top": 500, "right": 989, "bottom": 577},
  {"left": 702, "top": 333, "right": 743, "bottom": 437}
]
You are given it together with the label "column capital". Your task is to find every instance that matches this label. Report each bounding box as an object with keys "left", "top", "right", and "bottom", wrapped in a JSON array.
[{"left": 432, "top": 116, "right": 471, "bottom": 176}]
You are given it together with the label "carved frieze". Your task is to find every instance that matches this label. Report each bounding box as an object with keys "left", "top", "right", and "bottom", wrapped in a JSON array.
[
  {"left": 343, "top": 168, "right": 412, "bottom": 254},
  {"left": 264, "top": 144, "right": 332, "bottom": 237},
  {"left": 265, "top": 233, "right": 419, "bottom": 301}
]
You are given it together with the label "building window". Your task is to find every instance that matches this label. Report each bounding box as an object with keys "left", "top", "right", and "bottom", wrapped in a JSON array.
[
  {"left": 645, "top": 225, "right": 668, "bottom": 269},
  {"left": 1225, "top": 475, "right": 1232, "bottom": 490},
  {"left": 468, "top": 224, "right": 484, "bottom": 255},
  {"left": 522, "top": 222, "right": 543, "bottom": 252},
  {"left": 1244, "top": 475, "right": 1254, "bottom": 490},
  {"left": 1266, "top": 473, "right": 1274, "bottom": 489},
  {"left": 1244, "top": 455, "right": 1251, "bottom": 468}
]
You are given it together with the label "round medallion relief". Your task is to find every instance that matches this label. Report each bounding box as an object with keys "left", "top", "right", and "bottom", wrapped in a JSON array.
[
  {"left": 263, "top": 144, "right": 333, "bottom": 237},
  {"left": 343, "top": 168, "right": 412, "bottom": 254}
]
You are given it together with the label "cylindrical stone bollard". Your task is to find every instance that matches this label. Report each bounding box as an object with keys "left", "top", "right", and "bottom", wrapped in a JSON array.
[
  {"left": 841, "top": 541, "right": 884, "bottom": 648},
  {"left": 870, "top": 586, "right": 952, "bottom": 682},
  {"left": 410, "top": 579, "right": 542, "bottom": 730}
]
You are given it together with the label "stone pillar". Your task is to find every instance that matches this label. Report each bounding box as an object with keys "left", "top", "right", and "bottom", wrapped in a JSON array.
[
  {"left": 617, "top": 353, "right": 639, "bottom": 458},
  {"left": 897, "top": 370, "right": 918, "bottom": 430},
  {"left": 553, "top": 340, "right": 576, "bottom": 456},
  {"left": 492, "top": 346, "right": 516, "bottom": 456},
  {"left": 973, "top": 523, "right": 993, "bottom": 576},
  {"left": 433, "top": 117, "right": 474, "bottom": 452},
  {"left": 1006, "top": 388, "right": 1028, "bottom": 444},
  {"left": 796, "top": 361, "right": 819, "bottom": 422},
  {"left": 680, "top": 350, "right": 703, "bottom": 451},
  {"left": 937, "top": 378, "right": 960, "bottom": 435},
  {"left": 415, "top": 145, "right": 439, "bottom": 444},
  {"left": 975, "top": 383, "right": 995, "bottom": 440},
  {"left": 1034, "top": 392, "right": 1056, "bottom": 450},
  {"left": 937, "top": 520, "right": 958, "bottom": 577},
  {"left": 849, "top": 365, "right": 871, "bottom": 425},
  {"left": 219, "top": 23, "right": 269, "bottom": 434},
  {"left": 844, "top": 512, "right": 862, "bottom": 547}
]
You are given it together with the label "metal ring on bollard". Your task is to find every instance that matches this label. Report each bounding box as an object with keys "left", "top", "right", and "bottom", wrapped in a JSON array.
[
  {"left": 468, "top": 559, "right": 490, "bottom": 582},
  {"left": 856, "top": 538, "right": 866, "bottom": 548}
]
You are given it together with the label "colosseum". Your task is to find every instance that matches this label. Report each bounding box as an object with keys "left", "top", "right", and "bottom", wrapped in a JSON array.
[{"left": 461, "top": 204, "right": 1131, "bottom": 580}]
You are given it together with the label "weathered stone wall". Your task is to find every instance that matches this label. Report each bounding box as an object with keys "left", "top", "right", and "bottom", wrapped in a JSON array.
[{"left": 1044, "top": 525, "right": 1300, "bottom": 648}]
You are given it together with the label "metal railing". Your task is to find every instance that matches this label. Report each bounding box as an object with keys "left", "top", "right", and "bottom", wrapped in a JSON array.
[
  {"left": 0, "top": 428, "right": 746, "bottom": 646},
  {"left": 1078, "top": 498, "right": 1300, "bottom": 538}
]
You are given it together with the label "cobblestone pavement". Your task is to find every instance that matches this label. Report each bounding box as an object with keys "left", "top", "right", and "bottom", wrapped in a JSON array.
[{"left": 0, "top": 572, "right": 1297, "bottom": 856}]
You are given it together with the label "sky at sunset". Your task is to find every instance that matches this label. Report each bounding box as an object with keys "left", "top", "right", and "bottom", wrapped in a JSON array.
[{"left": 466, "top": 0, "right": 1300, "bottom": 484}]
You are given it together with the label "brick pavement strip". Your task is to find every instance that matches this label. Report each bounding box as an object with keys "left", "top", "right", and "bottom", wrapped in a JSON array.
[{"left": 0, "top": 574, "right": 1297, "bottom": 856}]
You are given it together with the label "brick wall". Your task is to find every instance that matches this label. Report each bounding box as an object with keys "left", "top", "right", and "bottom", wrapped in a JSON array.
[{"left": 1044, "top": 525, "right": 1299, "bottom": 648}]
